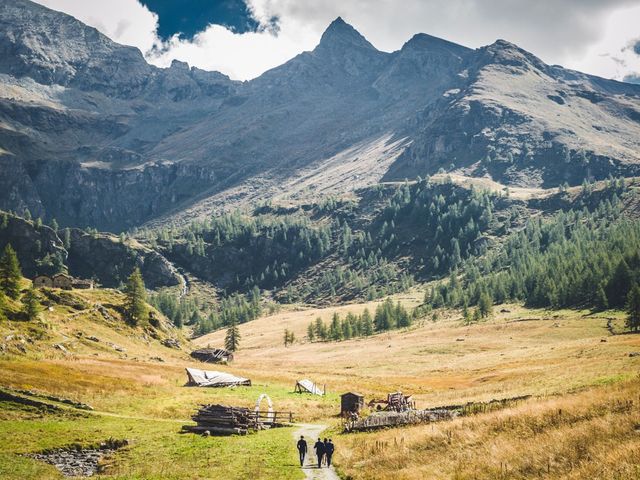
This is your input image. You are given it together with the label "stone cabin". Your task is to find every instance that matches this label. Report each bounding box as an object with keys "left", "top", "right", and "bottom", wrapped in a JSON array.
[
  {"left": 33, "top": 274, "right": 93, "bottom": 290},
  {"left": 53, "top": 273, "right": 73, "bottom": 289},
  {"left": 33, "top": 275, "right": 53, "bottom": 288}
]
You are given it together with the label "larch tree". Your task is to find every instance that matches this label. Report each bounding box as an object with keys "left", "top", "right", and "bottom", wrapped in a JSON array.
[
  {"left": 23, "top": 287, "right": 41, "bottom": 320},
  {"left": 0, "top": 244, "right": 22, "bottom": 300},
  {"left": 626, "top": 285, "right": 640, "bottom": 332},
  {"left": 124, "top": 267, "right": 147, "bottom": 326},
  {"left": 225, "top": 320, "right": 241, "bottom": 352}
]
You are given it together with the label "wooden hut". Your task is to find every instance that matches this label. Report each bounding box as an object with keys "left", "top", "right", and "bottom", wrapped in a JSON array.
[
  {"left": 33, "top": 275, "right": 53, "bottom": 288},
  {"left": 340, "top": 392, "right": 364, "bottom": 416}
]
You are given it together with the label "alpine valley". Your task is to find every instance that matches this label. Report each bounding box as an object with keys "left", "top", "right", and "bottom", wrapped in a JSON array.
[{"left": 1, "top": 2, "right": 640, "bottom": 479}]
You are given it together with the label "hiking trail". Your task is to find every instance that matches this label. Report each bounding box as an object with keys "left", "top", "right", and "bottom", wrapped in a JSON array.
[{"left": 293, "top": 423, "right": 340, "bottom": 480}]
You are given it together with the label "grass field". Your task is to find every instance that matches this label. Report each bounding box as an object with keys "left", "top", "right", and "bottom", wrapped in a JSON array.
[{"left": 1, "top": 286, "right": 639, "bottom": 479}]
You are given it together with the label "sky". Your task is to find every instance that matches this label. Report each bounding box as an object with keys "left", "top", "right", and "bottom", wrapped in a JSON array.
[{"left": 34, "top": 0, "right": 640, "bottom": 83}]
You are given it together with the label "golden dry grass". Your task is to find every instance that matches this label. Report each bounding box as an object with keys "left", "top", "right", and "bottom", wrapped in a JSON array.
[
  {"left": 2, "top": 285, "right": 640, "bottom": 479},
  {"left": 196, "top": 300, "right": 640, "bottom": 409},
  {"left": 334, "top": 377, "right": 640, "bottom": 479}
]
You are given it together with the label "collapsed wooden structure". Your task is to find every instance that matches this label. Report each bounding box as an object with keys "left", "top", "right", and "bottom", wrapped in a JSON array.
[
  {"left": 190, "top": 348, "right": 233, "bottom": 364},
  {"left": 368, "top": 391, "right": 415, "bottom": 412},
  {"left": 294, "top": 379, "right": 325, "bottom": 396},
  {"left": 185, "top": 368, "right": 251, "bottom": 387}
]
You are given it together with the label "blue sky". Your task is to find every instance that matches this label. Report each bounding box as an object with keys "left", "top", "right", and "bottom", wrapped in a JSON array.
[
  {"left": 139, "top": 0, "right": 262, "bottom": 39},
  {"left": 35, "top": 0, "right": 640, "bottom": 82}
]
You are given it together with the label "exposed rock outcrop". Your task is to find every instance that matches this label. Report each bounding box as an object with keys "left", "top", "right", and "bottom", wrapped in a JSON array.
[{"left": 0, "top": 0, "right": 639, "bottom": 228}]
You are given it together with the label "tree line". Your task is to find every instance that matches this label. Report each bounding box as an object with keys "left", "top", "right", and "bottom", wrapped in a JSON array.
[{"left": 306, "top": 298, "right": 413, "bottom": 343}]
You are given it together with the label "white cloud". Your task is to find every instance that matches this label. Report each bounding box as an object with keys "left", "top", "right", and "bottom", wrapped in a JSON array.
[
  {"left": 32, "top": 0, "right": 640, "bottom": 82},
  {"left": 36, "top": 0, "right": 161, "bottom": 52}
]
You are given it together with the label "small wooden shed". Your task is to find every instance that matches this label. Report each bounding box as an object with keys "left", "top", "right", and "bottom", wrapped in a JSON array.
[
  {"left": 33, "top": 275, "right": 53, "bottom": 288},
  {"left": 340, "top": 392, "right": 364, "bottom": 416}
]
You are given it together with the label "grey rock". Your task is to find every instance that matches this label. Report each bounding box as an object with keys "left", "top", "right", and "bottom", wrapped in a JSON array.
[{"left": 0, "top": 2, "right": 639, "bottom": 229}]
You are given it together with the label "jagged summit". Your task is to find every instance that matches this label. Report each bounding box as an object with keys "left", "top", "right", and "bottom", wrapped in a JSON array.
[
  {"left": 1, "top": 0, "right": 640, "bottom": 229},
  {"left": 402, "top": 33, "right": 471, "bottom": 56},
  {"left": 316, "top": 16, "right": 378, "bottom": 52}
]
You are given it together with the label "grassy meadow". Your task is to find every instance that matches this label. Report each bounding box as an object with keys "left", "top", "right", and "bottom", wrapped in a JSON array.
[{"left": 1, "top": 285, "right": 640, "bottom": 478}]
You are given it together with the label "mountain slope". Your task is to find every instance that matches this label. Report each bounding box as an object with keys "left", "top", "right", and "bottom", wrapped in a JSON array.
[{"left": 0, "top": 0, "right": 639, "bottom": 230}]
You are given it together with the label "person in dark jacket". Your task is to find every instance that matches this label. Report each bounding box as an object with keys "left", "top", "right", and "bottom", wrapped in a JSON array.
[
  {"left": 296, "top": 435, "right": 307, "bottom": 466},
  {"left": 313, "top": 438, "right": 325, "bottom": 468},
  {"left": 324, "top": 438, "right": 335, "bottom": 467}
]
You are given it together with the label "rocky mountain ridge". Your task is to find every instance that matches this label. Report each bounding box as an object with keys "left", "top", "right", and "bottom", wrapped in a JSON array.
[{"left": 0, "top": 0, "right": 639, "bottom": 230}]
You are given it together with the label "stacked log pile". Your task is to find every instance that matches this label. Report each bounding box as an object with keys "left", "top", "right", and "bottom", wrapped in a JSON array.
[{"left": 183, "top": 404, "right": 256, "bottom": 436}]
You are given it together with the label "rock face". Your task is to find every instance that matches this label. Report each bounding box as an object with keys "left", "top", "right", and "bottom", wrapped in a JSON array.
[
  {"left": 0, "top": 0, "right": 639, "bottom": 229},
  {"left": 0, "top": 210, "right": 180, "bottom": 287},
  {"left": 66, "top": 229, "right": 182, "bottom": 288}
]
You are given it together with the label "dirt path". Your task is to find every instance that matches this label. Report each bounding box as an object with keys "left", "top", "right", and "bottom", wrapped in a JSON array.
[{"left": 293, "top": 424, "right": 340, "bottom": 480}]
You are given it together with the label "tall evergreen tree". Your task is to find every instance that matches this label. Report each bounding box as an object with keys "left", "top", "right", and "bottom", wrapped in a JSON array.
[
  {"left": 329, "top": 313, "right": 342, "bottom": 341},
  {"left": 478, "top": 292, "right": 493, "bottom": 318},
  {"left": 23, "top": 287, "right": 41, "bottom": 320},
  {"left": 307, "top": 323, "right": 315, "bottom": 342},
  {"left": 0, "top": 290, "right": 7, "bottom": 321},
  {"left": 124, "top": 267, "right": 147, "bottom": 326},
  {"left": 0, "top": 244, "right": 22, "bottom": 299},
  {"left": 225, "top": 320, "right": 241, "bottom": 352},
  {"left": 361, "top": 308, "right": 373, "bottom": 336},
  {"left": 626, "top": 285, "right": 640, "bottom": 332}
]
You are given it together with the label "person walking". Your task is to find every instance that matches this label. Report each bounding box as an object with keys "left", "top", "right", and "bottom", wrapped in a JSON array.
[
  {"left": 296, "top": 435, "right": 308, "bottom": 466},
  {"left": 313, "top": 438, "right": 325, "bottom": 468},
  {"left": 325, "top": 438, "right": 335, "bottom": 467}
]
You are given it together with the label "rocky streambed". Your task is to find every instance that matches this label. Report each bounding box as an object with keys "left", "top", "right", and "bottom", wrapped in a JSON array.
[{"left": 24, "top": 439, "right": 127, "bottom": 477}]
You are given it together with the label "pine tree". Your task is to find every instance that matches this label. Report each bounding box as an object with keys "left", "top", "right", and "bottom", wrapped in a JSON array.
[
  {"left": 478, "top": 292, "right": 493, "bottom": 318},
  {"left": 307, "top": 323, "right": 315, "bottom": 342},
  {"left": 0, "top": 290, "right": 7, "bottom": 321},
  {"left": 23, "top": 287, "right": 41, "bottom": 320},
  {"left": 124, "top": 267, "right": 147, "bottom": 326},
  {"left": 225, "top": 320, "right": 241, "bottom": 352},
  {"left": 0, "top": 244, "right": 22, "bottom": 299},
  {"left": 50, "top": 218, "right": 59, "bottom": 231},
  {"left": 361, "top": 308, "right": 373, "bottom": 336},
  {"left": 329, "top": 313, "right": 342, "bottom": 341},
  {"left": 595, "top": 284, "right": 609, "bottom": 311},
  {"left": 626, "top": 285, "right": 640, "bottom": 332}
]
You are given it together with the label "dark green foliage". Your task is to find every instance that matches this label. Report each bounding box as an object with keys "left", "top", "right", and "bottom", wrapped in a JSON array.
[
  {"left": 283, "top": 329, "right": 295, "bottom": 347},
  {"left": 427, "top": 187, "right": 640, "bottom": 312},
  {"left": 0, "top": 244, "right": 22, "bottom": 299},
  {"left": 151, "top": 286, "right": 261, "bottom": 336},
  {"left": 22, "top": 287, "right": 41, "bottom": 320},
  {"left": 0, "top": 290, "right": 7, "bottom": 321},
  {"left": 308, "top": 300, "right": 411, "bottom": 343},
  {"left": 166, "top": 212, "right": 331, "bottom": 292},
  {"left": 124, "top": 267, "right": 147, "bottom": 326},
  {"left": 306, "top": 323, "right": 315, "bottom": 341},
  {"left": 359, "top": 180, "right": 497, "bottom": 277},
  {"left": 478, "top": 292, "right": 493, "bottom": 318},
  {"left": 626, "top": 285, "right": 640, "bottom": 332},
  {"left": 225, "top": 320, "right": 240, "bottom": 352}
]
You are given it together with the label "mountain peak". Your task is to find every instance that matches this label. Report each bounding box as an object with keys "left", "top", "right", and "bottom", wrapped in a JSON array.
[{"left": 317, "top": 16, "right": 376, "bottom": 52}]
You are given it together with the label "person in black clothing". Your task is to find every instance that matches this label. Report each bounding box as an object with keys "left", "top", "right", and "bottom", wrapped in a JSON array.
[
  {"left": 324, "top": 438, "right": 335, "bottom": 467},
  {"left": 296, "top": 435, "right": 307, "bottom": 466},
  {"left": 313, "top": 438, "right": 325, "bottom": 468}
]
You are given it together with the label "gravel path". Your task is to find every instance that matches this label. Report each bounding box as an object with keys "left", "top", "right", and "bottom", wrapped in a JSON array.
[{"left": 292, "top": 424, "right": 340, "bottom": 480}]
